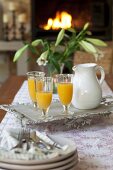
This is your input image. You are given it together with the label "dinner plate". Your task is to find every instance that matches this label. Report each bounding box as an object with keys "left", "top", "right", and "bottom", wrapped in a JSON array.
[
  {"left": 68, "top": 161, "right": 79, "bottom": 170},
  {"left": 0, "top": 134, "right": 77, "bottom": 165},
  {"left": 0, "top": 157, "right": 78, "bottom": 170},
  {"left": 0, "top": 153, "right": 77, "bottom": 169}
]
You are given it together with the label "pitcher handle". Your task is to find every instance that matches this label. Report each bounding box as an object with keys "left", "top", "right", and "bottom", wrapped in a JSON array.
[{"left": 95, "top": 65, "right": 105, "bottom": 85}]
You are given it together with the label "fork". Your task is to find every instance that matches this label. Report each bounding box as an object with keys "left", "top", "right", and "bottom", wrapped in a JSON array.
[
  {"left": 20, "top": 128, "right": 52, "bottom": 150},
  {"left": 16, "top": 129, "right": 30, "bottom": 150}
]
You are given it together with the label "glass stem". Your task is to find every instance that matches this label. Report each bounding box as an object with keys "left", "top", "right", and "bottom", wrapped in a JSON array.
[
  {"left": 42, "top": 108, "right": 49, "bottom": 117},
  {"left": 33, "top": 102, "right": 37, "bottom": 108},
  {"left": 63, "top": 105, "right": 69, "bottom": 113},
  {"left": 42, "top": 109, "right": 46, "bottom": 116}
]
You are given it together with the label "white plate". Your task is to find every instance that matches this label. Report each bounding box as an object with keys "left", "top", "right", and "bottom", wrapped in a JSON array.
[
  {"left": 0, "top": 153, "right": 77, "bottom": 169},
  {"left": 0, "top": 134, "right": 77, "bottom": 165},
  {"left": 68, "top": 161, "right": 79, "bottom": 170},
  {"left": 0, "top": 156, "right": 78, "bottom": 170}
]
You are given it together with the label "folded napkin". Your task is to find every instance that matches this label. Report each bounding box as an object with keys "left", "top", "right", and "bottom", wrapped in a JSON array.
[
  {"left": 0, "top": 128, "right": 35, "bottom": 151},
  {"left": 0, "top": 128, "right": 70, "bottom": 161}
]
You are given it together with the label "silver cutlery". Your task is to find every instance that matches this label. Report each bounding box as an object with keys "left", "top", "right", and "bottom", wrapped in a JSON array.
[
  {"left": 18, "top": 128, "right": 63, "bottom": 150},
  {"left": 19, "top": 129, "right": 53, "bottom": 150},
  {"left": 36, "top": 131, "right": 63, "bottom": 150}
]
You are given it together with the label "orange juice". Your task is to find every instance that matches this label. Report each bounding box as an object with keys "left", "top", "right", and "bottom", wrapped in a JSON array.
[
  {"left": 28, "top": 78, "right": 36, "bottom": 102},
  {"left": 28, "top": 79, "right": 43, "bottom": 102},
  {"left": 36, "top": 92, "right": 52, "bottom": 110},
  {"left": 57, "top": 82, "right": 73, "bottom": 105},
  {"left": 36, "top": 80, "right": 43, "bottom": 92}
]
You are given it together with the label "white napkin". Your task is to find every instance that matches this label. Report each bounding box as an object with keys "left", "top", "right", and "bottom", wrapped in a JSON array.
[
  {"left": 0, "top": 129, "right": 20, "bottom": 150},
  {"left": 0, "top": 128, "right": 71, "bottom": 161},
  {"left": 0, "top": 128, "right": 33, "bottom": 151}
]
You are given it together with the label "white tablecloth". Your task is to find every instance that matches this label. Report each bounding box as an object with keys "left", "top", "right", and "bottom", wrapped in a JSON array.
[{"left": 0, "top": 81, "right": 113, "bottom": 170}]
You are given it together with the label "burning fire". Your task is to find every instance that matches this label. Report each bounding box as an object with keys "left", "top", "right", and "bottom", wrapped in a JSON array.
[{"left": 42, "top": 11, "right": 72, "bottom": 30}]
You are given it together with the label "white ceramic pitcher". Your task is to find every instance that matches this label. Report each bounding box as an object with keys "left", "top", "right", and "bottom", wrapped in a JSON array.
[{"left": 72, "top": 63, "right": 105, "bottom": 109}]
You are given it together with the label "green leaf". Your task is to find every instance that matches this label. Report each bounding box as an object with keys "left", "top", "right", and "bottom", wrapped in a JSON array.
[
  {"left": 86, "top": 38, "right": 107, "bottom": 47},
  {"left": 55, "top": 29, "right": 65, "bottom": 46},
  {"left": 79, "top": 40, "right": 97, "bottom": 53},
  {"left": 28, "top": 44, "right": 39, "bottom": 55},
  {"left": 54, "top": 45, "right": 65, "bottom": 53},
  {"left": 67, "top": 28, "right": 76, "bottom": 33},
  {"left": 31, "top": 39, "right": 43, "bottom": 46},
  {"left": 39, "top": 50, "right": 49, "bottom": 59},
  {"left": 86, "top": 31, "right": 92, "bottom": 35},
  {"left": 83, "top": 23, "right": 89, "bottom": 30},
  {"left": 51, "top": 58, "right": 60, "bottom": 73},
  {"left": 13, "top": 44, "right": 29, "bottom": 62},
  {"left": 64, "top": 33, "right": 70, "bottom": 39},
  {"left": 53, "top": 52, "right": 62, "bottom": 60},
  {"left": 64, "top": 60, "right": 73, "bottom": 73}
]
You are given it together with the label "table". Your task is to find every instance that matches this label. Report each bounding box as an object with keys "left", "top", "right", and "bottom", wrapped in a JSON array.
[
  {"left": 0, "top": 74, "right": 113, "bottom": 122},
  {"left": 0, "top": 76, "right": 26, "bottom": 121},
  {"left": 0, "top": 75, "right": 113, "bottom": 170}
]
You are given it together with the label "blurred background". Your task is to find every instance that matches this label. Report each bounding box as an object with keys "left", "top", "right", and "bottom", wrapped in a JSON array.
[{"left": 0, "top": 0, "right": 112, "bottom": 85}]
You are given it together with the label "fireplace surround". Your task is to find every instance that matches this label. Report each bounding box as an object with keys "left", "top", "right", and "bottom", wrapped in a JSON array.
[{"left": 31, "top": 0, "right": 112, "bottom": 40}]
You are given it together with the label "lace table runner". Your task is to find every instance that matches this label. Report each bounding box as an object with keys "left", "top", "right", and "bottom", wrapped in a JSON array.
[{"left": 0, "top": 80, "right": 113, "bottom": 170}]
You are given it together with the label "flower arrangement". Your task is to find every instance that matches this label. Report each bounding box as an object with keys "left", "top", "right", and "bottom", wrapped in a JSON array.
[{"left": 13, "top": 23, "right": 107, "bottom": 75}]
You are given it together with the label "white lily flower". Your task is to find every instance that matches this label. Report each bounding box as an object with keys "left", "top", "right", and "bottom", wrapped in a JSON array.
[
  {"left": 36, "top": 50, "right": 48, "bottom": 66},
  {"left": 36, "top": 57, "right": 48, "bottom": 66}
]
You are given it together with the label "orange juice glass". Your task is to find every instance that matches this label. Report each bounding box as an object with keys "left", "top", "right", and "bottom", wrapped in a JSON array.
[
  {"left": 36, "top": 77, "right": 53, "bottom": 117},
  {"left": 37, "top": 92, "right": 52, "bottom": 110},
  {"left": 26, "top": 71, "right": 45, "bottom": 107},
  {"left": 56, "top": 74, "right": 73, "bottom": 114}
]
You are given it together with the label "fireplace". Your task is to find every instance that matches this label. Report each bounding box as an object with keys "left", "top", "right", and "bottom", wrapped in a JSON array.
[{"left": 31, "top": 0, "right": 112, "bottom": 40}]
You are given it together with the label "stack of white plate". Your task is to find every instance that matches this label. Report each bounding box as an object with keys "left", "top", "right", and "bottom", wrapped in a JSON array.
[{"left": 0, "top": 134, "right": 78, "bottom": 170}]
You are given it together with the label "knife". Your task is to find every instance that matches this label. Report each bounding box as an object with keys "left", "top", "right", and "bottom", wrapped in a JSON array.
[{"left": 36, "top": 131, "right": 63, "bottom": 149}]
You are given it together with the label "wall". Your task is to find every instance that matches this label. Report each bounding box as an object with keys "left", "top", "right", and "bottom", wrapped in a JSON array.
[
  {"left": 0, "top": 0, "right": 31, "bottom": 40},
  {"left": 0, "top": 0, "right": 31, "bottom": 83},
  {"left": 74, "top": 42, "right": 113, "bottom": 74}
]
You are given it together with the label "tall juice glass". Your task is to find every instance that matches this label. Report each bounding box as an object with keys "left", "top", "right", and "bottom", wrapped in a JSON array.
[
  {"left": 36, "top": 77, "right": 53, "bottom": 117},
  {"left": 56, "top": 74, "right": 73, "bottom": 114},
  {"left": 26, "top": 71, "right": 45, "bottom": 108}
]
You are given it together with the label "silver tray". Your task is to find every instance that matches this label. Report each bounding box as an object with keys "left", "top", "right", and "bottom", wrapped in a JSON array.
[{"left": 0, "top": 96, "right": 113, "bottom": 129}]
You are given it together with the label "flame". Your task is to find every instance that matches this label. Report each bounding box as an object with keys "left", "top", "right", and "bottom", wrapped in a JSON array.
[{"left": 43, "top": 11, "right": 72, "bottom": 30}]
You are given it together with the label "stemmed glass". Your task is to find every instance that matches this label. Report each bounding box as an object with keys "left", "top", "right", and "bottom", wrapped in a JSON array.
[
  {"left": 26, "top": 71, "right": 45, "bottom": 108},
  {"left": 36, "top": 77, "right": 53, "bottom": 117},
  {"left": 56, "top": 74, "right": 73, "bottom": 114}
]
